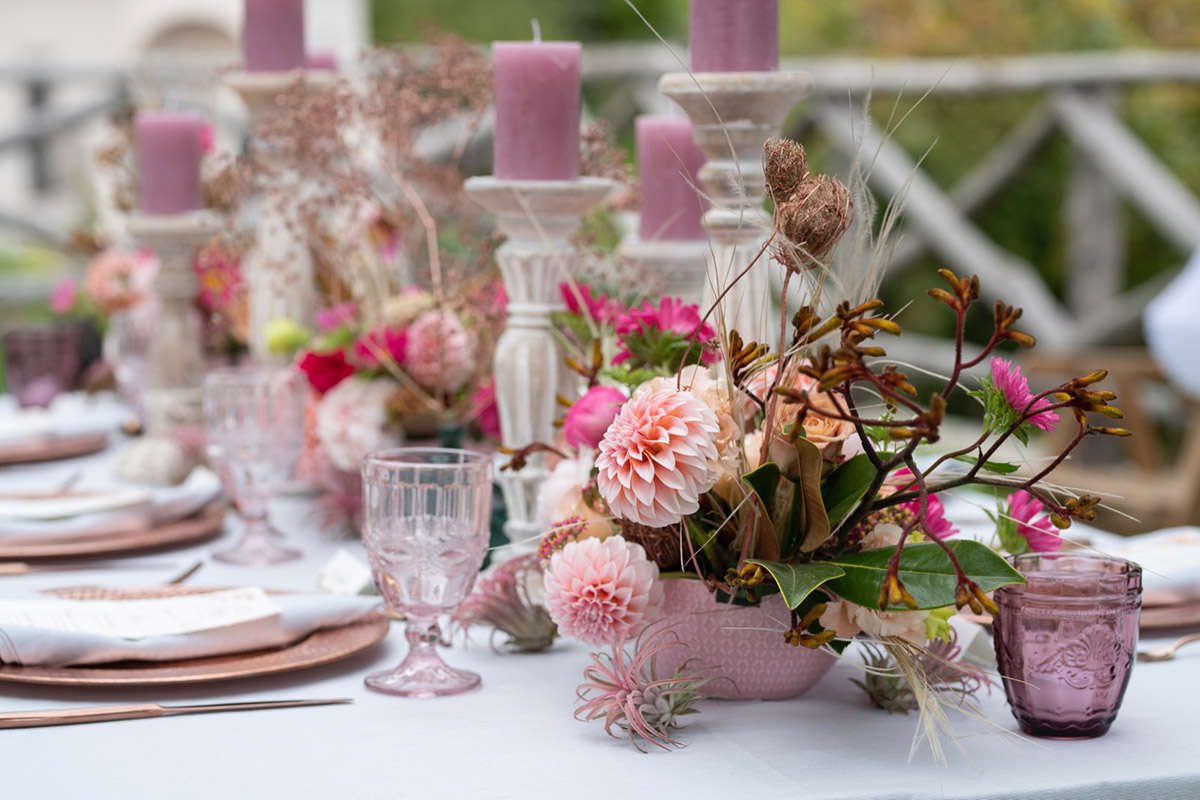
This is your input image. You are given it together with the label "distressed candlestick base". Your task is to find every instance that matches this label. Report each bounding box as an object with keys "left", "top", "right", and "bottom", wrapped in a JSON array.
[
  {"left": 658, "top": 72, "right": 813, "bottom": 345},
  {"left": 225, "top": 69, "right": 336, "bottom": 360},
  {"left": 465, "top": 176, "right": 613, "bottom": 556},
  {"left": 115, "top": 212, "right": 221, "bottom": 485},
  {"left": 617, "top": 237, "right": 711, "bottom": 306}
]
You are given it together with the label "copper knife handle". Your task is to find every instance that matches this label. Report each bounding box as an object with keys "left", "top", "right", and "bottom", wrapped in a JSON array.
[
  {"left": 0, "top": 704, "right": 165, "bottom": 729},
  {"left": 0, "top": 563, "right": 30, "bottom": 576}
]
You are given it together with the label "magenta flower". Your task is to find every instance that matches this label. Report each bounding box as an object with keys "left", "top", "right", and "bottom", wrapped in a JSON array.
[
  {"left": 561, "top": 282, "right": 623, "bottom": 325},
  {"left": 198, "top": 124, "right": 215, "bottom": 154},
  {"left": 563, "top": 386, "right": 627, "bottom": 450},
  {"left": 49, "top": 277, "right": 77, "bottom": 314},
  {"left": 352, "top": 326, "right": 407, "bottom": 368},
  {"left": 990, "top": 357, "right": 1059, "bottom": 432},
  {"left": 465, "top": 378, "right": 501, "bottom": 440},
  {"left": 614, "top": 297, "right": 719, "bottom": 366},
  {"left": 316, "top": 302, "right": 357, "bottom": 333},
  {"left": 1007, "top": 490, "right": 1061, "bottom": 552},
  {"left": 596, "top": 388, "right": 720, "bottom": 528},
  {"left": 889, "top": 468, "right": 958, "bottom": 540}
]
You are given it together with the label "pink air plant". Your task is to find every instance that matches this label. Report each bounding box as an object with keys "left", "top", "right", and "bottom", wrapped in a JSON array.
[
  {"left": 563, "top": 386, "right": 627, "bottom": 450},
  {"left": 543, "top": 536, "right": 663, "bottom": 647},
  {"left": 575, "top": 624, "right": 711, "bottom": 752},
  {"left": 1008, "top": 490, "right": 1062, "bottom": 552},
  {"left": 990, "top": 357, "right": 1059, "bottom": 432},
  {"left": 596, "top": 388, "right": 720, "bottom": 528},
  {"left": 451, "top": 554, "right": 557, "bottom": 653}
]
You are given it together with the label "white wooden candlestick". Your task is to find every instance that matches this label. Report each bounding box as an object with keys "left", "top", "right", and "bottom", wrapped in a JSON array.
[
  {"left": 616, "top": 237, "right": 710, "bottom": 306},
  {"left": 225, "top": 70, "right": 334, "bottom": 359},
  {"left": 658, "top": 72, "right": 812, "bottom": 344},
  {"left": 464, "top": 176, "right": 613, "bottom": 554},
  {"left": 115, "top": 212, "right": 221, "bottom": 485}
]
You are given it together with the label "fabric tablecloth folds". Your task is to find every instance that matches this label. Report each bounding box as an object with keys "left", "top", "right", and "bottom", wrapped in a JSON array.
[{"left": 0, "top": 589, "right": 379, "bottom": 666}]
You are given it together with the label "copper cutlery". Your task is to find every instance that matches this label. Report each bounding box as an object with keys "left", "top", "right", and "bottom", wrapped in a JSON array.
[{"left": 0, "top": 698, "right": 353, "bottom": 729}]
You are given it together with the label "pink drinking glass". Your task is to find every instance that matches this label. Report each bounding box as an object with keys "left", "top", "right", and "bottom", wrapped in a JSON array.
[
  {"left": 2, "top": 324, "right": 79, "bottom": 408},
  {"left": 993, "top": 553, "right": 1141, "bottom": 739},
  {"left": 361, "top": 448, "right": 493, "bottom": 697},
  {"left": 202, "top": 366, "right": 305, "bottom": 566}
]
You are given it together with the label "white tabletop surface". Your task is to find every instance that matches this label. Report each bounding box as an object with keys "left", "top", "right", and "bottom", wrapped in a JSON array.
[{"left": 1, "top": 444, "right": 1198, "bottom": 800}]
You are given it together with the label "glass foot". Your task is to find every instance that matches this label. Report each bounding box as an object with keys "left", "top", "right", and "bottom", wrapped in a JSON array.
[
  {"left": 364, "top": 661, "right": 481, "bottom": 698},
  {"left": 213, "top": 526, "right": 301, "bottom": 566}
]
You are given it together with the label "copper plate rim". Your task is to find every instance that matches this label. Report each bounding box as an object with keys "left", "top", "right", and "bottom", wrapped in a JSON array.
[
  {"left": 0, "top": 612, "right": 390, "bottom": 686},
  {"left": 0, "top": 432, "right": 109, "bottom": 466},
  {"left": 0, "top": 501, "right": 225, "bottom": 560}
]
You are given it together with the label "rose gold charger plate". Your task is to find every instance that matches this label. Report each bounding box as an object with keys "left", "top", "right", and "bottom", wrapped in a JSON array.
[
  {"left": 0, "top": 433, "right": 109, "bottom": 466},
  {"left": 0, "top": 501, "right": 226, "bottom": 561},
  {"left": 0, "top": 586, "right": 390, "bottom": 687}
]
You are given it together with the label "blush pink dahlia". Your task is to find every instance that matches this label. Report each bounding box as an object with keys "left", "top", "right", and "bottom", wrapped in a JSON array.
[
  {"left": 404, "top": 310, "right": 474, "bottom": 393},
  {"left": 564, "top": 386, "right": 627, "bottom": 449},
  {"left": 1008, "top": 490, "right": 1061, "bottom": 553},
  {"left": 543, "top": 536, "right": 663, "bottom": 647},
  {"left": 990, "top": 357, "right": 1059, "bottom": 432},
  {"left": 595, "top": 388, "right": 720, "bottom": 528}
]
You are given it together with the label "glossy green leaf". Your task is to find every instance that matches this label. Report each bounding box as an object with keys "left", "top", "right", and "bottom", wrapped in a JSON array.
[
  {"left": 746, "top": 559, "right": 845, "bottom": 610},
  {"left": 821, "top": 454, "right": 876, "bottom": 524},
  {"left": 789, "top": 437, "right": 829, "bottom": 553},
  {"left": 953, "top": 455, "right": 1019, "bottom": 475},
  {"left": 823, "top": 540, "right": 1024, "bottom": 610}
]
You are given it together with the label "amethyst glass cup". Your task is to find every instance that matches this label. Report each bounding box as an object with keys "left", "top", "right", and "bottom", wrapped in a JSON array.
[
  {"left": 993, "top": 553, "right": 1141, "bottom": 739},
  {"left": 2, "top": 324, "right": 79, "bottom": 408}
]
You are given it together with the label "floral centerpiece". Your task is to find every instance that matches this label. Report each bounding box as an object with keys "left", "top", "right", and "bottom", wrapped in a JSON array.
[{"left": 489, "top": 139, "right": 1128, "bottom": 750}]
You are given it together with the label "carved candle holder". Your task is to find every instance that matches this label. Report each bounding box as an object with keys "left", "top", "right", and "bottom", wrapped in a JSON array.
[
  {"left": 224, "top": 69, "right": 335, "bottom": 359},
  {"left": 114, "top": 211, "right": 222, "bottom": 485},
  {"left": 658, "top": 72, "right": 813, "bottom": 344},
  {"left": 464, "top": 176, "right": 614, "bottom": 554},
  {"left": 616, "top": 237, "right": 711, "bottom": 306}
]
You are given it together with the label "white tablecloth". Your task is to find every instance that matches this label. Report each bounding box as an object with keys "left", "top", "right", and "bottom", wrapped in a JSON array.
[{"left": 1, "top": 449, "right": 1198, "bottom": 800}]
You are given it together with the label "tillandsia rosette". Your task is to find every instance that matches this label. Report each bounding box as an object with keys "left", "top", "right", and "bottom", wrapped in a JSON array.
[{"left": 516, "top": 138, "right": 1130, "bottom": 751}]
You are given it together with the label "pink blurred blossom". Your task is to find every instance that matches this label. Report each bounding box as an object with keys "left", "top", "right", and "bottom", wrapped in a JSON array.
[
  {"left": 352, "top": 326, "right": 407, "bottom": 368},
  {"left": 404, "top": 310, "right": 474, "bottom": 393},
  {"left": 1008, "top": 490, "right": 1061, "bottom": 552},
  {"left": 465, "top": 378, "right": 501, "bottom": 440},
  {"left": 84, "top": 247, "right": 158, "bottom": 314},
  {"left": 890, "top": 468, "right": 959, "bottom": 540},
  {"left": 563, "top": 386, "right": 627, "bottom": 450},
  {"left": 991, "top": 357, "right": 1059, "bottom": 432},
  {"left": 316, "top": 302, "right": 357, "bottom": 333},
  {"left": 49, "top": 277, "right": 77, "bottom": 313},
  {"left": 198, "top": 124, "right": 215, "bottom": 154},
  {"left": 561, "top": 283, "right": 623, "bottom": 325}
]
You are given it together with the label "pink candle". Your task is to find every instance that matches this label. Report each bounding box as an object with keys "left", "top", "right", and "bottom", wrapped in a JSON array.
[
  {"left": 136, "top": 112, "right": 204, "bottom": 215},
  {"left": 689, "top": 0, "right": 779, "bottom": 73},
  {"left": 305, "top": 51, "right": 337, "bottom": 71},
  {"left": 636, "top": 116, "right": 708, "bottom": 241},
  {"left": 492, "top": 40, "right": 581, "bottom": 180},
  {"left": 243, "top": 0, "right": 305, "bottom": 72}
]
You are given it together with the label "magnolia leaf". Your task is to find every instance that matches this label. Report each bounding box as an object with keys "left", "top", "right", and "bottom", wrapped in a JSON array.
[
  {"left": 821, "top": 454, "right": 876, "bottom": 524},
  {"left": 953, "top": 455, "right": 1020, "bottom": 475},
  {"left": 746, "top": 559, "right": 845, "bottom": 611},
  {"left": 824, "top": 540, "right": 1024, "bottom": 610}
]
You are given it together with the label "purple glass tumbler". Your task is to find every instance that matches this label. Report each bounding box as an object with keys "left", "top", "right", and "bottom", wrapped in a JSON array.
[
  {"left": 2, "top": 324, "right": 80, "bottom": 408},
  {"left": 993, "top": 553, "right": 1141, "bottom": 739}
]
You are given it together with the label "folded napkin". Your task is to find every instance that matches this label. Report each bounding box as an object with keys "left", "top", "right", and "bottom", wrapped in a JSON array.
[
  {"left": 0, "top": 590, "right": 380, "bottom": 667},
  {"left": 0, "top": 392, "right": 125, "bottom": 446},
  {"left": 1106, "top": 527, "right": 1200, "bottom": 605},
  {"left": 0, "top": 467, "right": 221, "bottom": 541}
]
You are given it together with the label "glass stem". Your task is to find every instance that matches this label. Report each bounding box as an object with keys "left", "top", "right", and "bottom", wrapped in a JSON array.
[{"left": 403, "top": 617, "right": 444, "bottom": 665}]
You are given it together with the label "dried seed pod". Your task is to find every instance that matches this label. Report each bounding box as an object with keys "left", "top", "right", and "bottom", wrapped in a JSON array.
[
  {"left": 763, "top": 138, "right": 808, "bottom": 204},
  {"left": 775, "top": 175, "right": 853, "bottom": 269}
]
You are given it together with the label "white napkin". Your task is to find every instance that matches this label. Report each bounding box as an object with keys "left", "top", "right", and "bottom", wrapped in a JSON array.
[
  {"left": 0, "top": 392, "right": 125, "bottom": 445},
  {"left": 1145, "top": 246, "right": 1200, "bottom": 400},
  {"left": 0, "top": 592, "right": 380, "bottom": 666},
  {"left": 0, "top": 467, "right": 222, "bottom": 541},
  {"left": 1105, "top": 527, "right": 1200, "bottom": 605}
]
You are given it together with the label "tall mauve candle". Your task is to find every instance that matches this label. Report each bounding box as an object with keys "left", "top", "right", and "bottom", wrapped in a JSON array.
[
  {"left": 136, "top": 112, "right": 204, "bottom": 215},
  {"left": 636, "top": 116, "right": 708, "bottom": 241},
  {"left": 243, "top": 0, "right": 305, "bottom": 72},
  {"left": 305, "top": 51, "right": 337, "bottom": 71},
  {"left": 492, "top": 41, "right": 581, "bottom": 180},
  {"left": 689, "top": 0, "right": 779, "bottom": 72}
]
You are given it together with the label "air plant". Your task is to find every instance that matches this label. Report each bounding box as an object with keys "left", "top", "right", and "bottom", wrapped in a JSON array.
[
  {"left": 451, "top": 554, "right": 557, "bottom": 653},
  {"left": 575, "top": 624, "right": 711, "bottom": 752},
  {"left": 852, "top": 629, "right": 992, "bottom": 714}
]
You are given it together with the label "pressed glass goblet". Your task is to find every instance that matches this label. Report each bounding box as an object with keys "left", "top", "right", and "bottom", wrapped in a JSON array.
[
  {"left": 361, "top": 448, "right": 493, "bottom": 697},
  {"left": 2, "top": 324, "right": 80, "bottom": 408},
  {"left": 203, "top": 366, "right": 305, "bottom": 566},
  {"left": 993, "top": 553, "right": 1142, "bottom": 739}
]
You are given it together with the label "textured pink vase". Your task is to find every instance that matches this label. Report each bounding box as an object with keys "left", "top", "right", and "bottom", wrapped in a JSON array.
[{"left": 652, "top": 579, "right": 835, "bottom": 700}]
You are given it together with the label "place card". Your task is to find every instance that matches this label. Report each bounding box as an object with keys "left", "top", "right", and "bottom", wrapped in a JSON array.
[{"left": 0, "top": 588, "right": 281, "bottom": 640}]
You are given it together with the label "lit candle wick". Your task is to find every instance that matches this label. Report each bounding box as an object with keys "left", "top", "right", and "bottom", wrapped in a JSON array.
[{"left": 531, "top": 18, "right": 541, "bottom": 43}]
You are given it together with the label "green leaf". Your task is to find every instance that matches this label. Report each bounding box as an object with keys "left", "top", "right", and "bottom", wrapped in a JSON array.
[
  {"left": 824, "top": 540, "right": 1024, "bottom": 611},
  {"left": 953, "top": 455, "right": 1020, "bottom": 475},
  {"left": 789, "top": 437, "right": 830, "bottom": 553},
  {"left": 741, "top": 462, "right": 782, "bottom": 513},
  {"left": 745, "top": 559, "right": 845, "bottom": 611},
  {"left": 821, "top": 454, "right": 876, "bottom": 524}
]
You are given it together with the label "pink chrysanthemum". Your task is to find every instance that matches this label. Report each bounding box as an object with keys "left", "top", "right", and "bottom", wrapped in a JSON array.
[
  {"left": 990, "top": 357, "right": 1059, "bottom": 432},
  {"left": 404, "top": 310, "right": 474, "bottom": 393},
  {"left": 614, "top": 297, "right": 719, "bottom": 366},
  {"left": 595, "top": 388, "right": 720, "bottom": 528},
  {"left": 890, "top": 468, "right": 958, "bottom": 540},
  {"left": 1008, "top": 490, "right": 1061, "bottom": 552},
  {"left": 561, "top": 282, "right": 623, "bottom": 325},
  {"left": 543, "top": 536, "right": 663, "bottom": 647}
]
